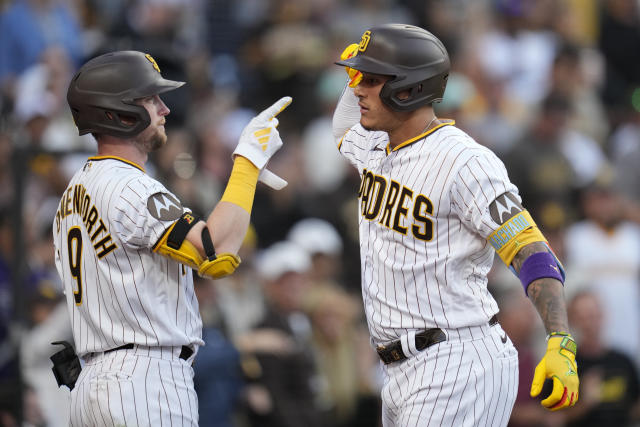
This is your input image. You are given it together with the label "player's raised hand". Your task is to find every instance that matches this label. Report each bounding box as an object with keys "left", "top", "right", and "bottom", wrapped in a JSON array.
[
  {"left": 530, "top": 333, "right": 579, "bottom": 411},
  {"left": 233, "top": 96, "right": 292, "bottom": 170},
  {"left": 340, "top": 43, "right": 363, "bottom": 87}
]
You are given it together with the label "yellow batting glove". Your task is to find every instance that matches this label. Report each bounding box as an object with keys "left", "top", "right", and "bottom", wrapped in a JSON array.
[
  {"left": 340, "top": 43, "right": 362, "bottom": 88},
  {"left": 530, "top": 333, "right": 579, "bottom": 411}
]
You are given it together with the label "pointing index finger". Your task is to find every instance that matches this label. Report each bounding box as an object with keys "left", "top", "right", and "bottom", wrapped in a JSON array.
[{"left": 258, "top": 96, "right": 292, "bottom": 121}]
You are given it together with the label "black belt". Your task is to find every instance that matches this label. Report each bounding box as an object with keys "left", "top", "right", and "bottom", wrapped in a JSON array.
[
  {"left": 376, "top": 314, "right": 499, "bottom": 365},
  {"left": 104, "top": 344, "right": 194, "bottom": 360}
]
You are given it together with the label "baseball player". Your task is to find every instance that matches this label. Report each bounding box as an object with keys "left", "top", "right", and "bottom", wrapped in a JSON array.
[
  {"left": 53, "top": 50, "right": 291, "bottom": 426},
  {"left": 332, "top": 24, "right": 579, "bottom": 426}
]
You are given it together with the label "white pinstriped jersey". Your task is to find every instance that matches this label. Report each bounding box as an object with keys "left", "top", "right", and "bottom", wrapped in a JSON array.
[
  {"left": 339, "top": 122, "right": 520, "bottom": 344},
  {"left": 53, "top": 156, "right": 203, "bottom": 356}
]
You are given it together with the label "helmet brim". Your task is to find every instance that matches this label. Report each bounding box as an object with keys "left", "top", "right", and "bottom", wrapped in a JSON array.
[
  {"left": 335, "top": 55, "right": 399, "bottom": 77},
  {"left": 125, "top": 78, "right": 185, "bottom": 101}
]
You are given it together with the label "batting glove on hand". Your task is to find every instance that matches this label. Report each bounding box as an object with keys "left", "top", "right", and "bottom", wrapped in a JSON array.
[
  {"left": 340, "top": 43, "right": 362, "bottom": 88},
  {"left": 530, "top": 333, "right": 579, "bottom": 411},
  {"left": 233, "top": 97, "right": 292, "bottom": 189}
]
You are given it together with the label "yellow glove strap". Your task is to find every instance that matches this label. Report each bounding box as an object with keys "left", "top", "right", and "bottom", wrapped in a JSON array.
[{"left": 220, "top": 156, "right": 259, "bottom": 214}]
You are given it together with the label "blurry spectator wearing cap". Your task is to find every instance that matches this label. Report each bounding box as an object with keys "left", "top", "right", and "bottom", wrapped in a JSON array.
[
  {"left": 547, "top": 43, "right": 609, "bottom": 147},
  {"left": 242, "top": 241, "right": 324, "bottom": 427},
  {"left": 563, "top": 169, "right": 640, "bottom": 370},
  {"left": 564, "top": 291, "right": 640, "bottom": 427},
  {"left": 504, "top": 91, "right": 606, "bottom": 229},
  {"left": 287, "top": 218, "right": 343, "bottom": 286}
]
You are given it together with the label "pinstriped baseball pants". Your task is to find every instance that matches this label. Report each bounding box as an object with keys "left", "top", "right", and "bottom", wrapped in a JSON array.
[
  {"left": 70, "top": 346, "right": 198, "bottom": 427},
  {"left": 380, "top": 322, "right": 518, "bottom": 427}
]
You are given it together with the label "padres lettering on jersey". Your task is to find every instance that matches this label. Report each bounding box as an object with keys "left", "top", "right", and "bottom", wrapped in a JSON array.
[
  {"left": 339, "top": 121, "right": 520, "bottom": 343},
  {"left": 359, "top": 168, "right": 434, "bottom": 241}
]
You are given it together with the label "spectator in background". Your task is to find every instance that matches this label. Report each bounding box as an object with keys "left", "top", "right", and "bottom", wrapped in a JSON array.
[
  {"left": 0, "top": 0, "right": 83, "bottom": 99},
  {"left": 565, "top": 291, "right": 640, "bottom": 427},
  {"left": 505, "top": 91, "right": 576, "bottom": 228},
  {"left": 11, "top": 47, "right": 83, "bottom": 149},
  {"left": 0, "top": 208, "right": 19, "bottom": 426},
  {"left": 192, "top": 275, "right": 244, "bottom": 427},
  {"left": 598, "top": 0, "right": 640, "bottom": 118},
  {"left": 505, "top": 91, "right": 606, "bottom": 229},
  {"left": 287, "top": 217, "right": 344, "bottom": 288},
  {"left": 245, "top": 241, "right": 324, "bottom": 427},
  {"left": 564, "top": 170, "right": 640, "bottom": 370},
  {"left": 215, "top": 224, "right": 266, "bottom": 340},
  {"left": 548, "top": 43, "right": 609, "bottom": 146},
  {"left": 19, "top": 279, "right": 71, "bottom": 427},
  {"left": 472, "top": 0, "right": 558, "bottom": 107},
  {"left": 288, "top": 217, "right": 380, "bottom": 426},
  {"left": 304, "top": 284, "right": 380, "bottom": 427},
  {"left": 611, "top": 108, "right": 640, "bottom": 216}
]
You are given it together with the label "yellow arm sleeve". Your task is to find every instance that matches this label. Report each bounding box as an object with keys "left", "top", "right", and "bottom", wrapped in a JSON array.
[{"left": 220, "top": 156, "right": 260, "bottom": 214}]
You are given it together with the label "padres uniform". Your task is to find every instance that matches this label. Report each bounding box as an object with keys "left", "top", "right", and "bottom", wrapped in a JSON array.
[
  {"left": 53, "top": 156, "right": 202, "bottom": 426},
  {"left": 337, "top": 117, "right": 519, "bottom": 426}
]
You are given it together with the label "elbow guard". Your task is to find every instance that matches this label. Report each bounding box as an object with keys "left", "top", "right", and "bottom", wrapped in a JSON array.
[
  {"left": 153, "top": 212, "right": 241, "bottom": 279},
  {"left": 197, "top": 225, "right": 241, "bottom": 279}
]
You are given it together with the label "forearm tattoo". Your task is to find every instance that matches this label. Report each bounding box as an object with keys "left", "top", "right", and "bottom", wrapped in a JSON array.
[{"left": 512, "top": 242, "right": 570, "bottom": 334}]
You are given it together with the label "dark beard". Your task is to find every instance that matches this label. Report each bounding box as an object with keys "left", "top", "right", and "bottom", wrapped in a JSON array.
[
  {"left": 136, "top": 128, "right": 166, "bottom": 152},
  {"left": 148, "top": 132, "right": 166, "bottom": 151}
]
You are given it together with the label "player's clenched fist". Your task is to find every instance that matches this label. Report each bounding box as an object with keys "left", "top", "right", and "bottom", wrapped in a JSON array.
[
  {"left": 530, "top": 333, "right": 579, "bottom": 411},
  {"left": 233, "top": 96, "right": 292, "bottom": 170},
  {"left": 340, "top": 43, "right": 363, "bottom": 87}
]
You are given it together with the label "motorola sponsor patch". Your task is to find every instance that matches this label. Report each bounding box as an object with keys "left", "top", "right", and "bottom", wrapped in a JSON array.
[
  {"left": 489, "top": 192, "right": 523, "bottom": 225},
  {"left": 147, "top": 192, "right": 183, "bottom": 221}
]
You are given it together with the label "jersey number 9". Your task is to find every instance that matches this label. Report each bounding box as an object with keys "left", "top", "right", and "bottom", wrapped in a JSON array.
[{"left": 67, "top": 227, "right": 83, "bottom": 305}]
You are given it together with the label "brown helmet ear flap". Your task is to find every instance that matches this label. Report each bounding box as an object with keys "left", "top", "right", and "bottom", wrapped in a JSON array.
[{"left": 71, "top": 93, "right": 152, "bottom": 137}]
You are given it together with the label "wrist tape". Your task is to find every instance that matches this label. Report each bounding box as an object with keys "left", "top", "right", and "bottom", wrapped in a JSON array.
[{"left": 519, "top": 251, "right": 564, "bottom": 295}]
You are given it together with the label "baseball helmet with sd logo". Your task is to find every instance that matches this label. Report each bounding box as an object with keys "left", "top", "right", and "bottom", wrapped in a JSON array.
[
  {"left": 67, "top": 51, "right": 184, "bottom": 138},
  {"left": 335, "top": 24, "right": 450, "bottom": 112}
]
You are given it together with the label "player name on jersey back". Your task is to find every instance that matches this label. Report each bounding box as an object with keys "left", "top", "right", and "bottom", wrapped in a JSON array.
[{"left": 54, "top": 183, "right": 117, "bottom": 258}]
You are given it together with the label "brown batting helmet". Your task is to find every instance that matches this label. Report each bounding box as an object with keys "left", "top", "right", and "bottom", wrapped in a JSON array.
[
  {"left": 67, "top": 51, "right": 184, "bottom": 138},
  {"left": 336, "top": 24, "right": 450, "bottom": 112}
]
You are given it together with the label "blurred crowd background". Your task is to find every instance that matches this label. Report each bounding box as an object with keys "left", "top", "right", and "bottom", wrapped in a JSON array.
[{"left": 1, "top": 0, "right": 640, "bottom": 426}]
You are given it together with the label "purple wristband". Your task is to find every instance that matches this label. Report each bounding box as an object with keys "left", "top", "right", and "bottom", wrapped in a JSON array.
[{"left": 519, "top": 251, "right": 564, "bottom": 295}]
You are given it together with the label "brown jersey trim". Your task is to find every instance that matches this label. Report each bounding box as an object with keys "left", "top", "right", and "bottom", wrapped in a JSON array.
[
  {"left": 88, "top": 155, "right": 145, "bottom": 172},
  {"left": 386, "top": 120, "right": 456, "bottom": 154}
]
